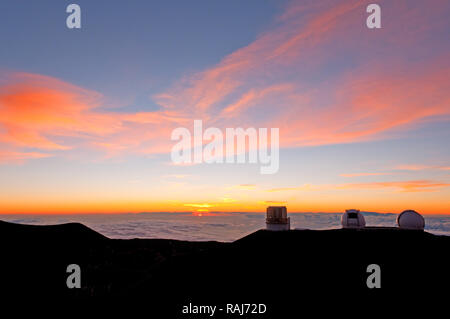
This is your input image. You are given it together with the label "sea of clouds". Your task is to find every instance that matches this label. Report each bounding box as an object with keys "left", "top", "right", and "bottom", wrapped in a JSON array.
[{"left": 2, "top": 212, "right": 449, "bottom": 242}]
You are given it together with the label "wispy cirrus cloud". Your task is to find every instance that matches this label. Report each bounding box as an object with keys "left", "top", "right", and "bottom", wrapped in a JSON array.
[
  {"left": 340, "top": 172, "right": 391, "bottom": 177},
  {"left": 267, "top": 180, "right": 450, "bottom": 193},
  {"left": 154, "top": 0, "right": 370, "bottom": 120},
  {"left": 259, "top": 201, "right": 287, "bottom": 205},
  {"left": 267, "top": 184, "right": 320, "bottom": 192},
  {"left": 227, "top": 184, "right": 257, "bottom": 191},
  {"left": 154, "top": 0, "right": 450, "bottom": 148},
  {"left": 1, "top": 0, "right": 449, "bottom": 164},
  {"left": 0, "top": 73, "right": 186, "bottom": 162},
  {"left": 220, "top": 197, "right": 237, "bottom": 203},
  {"left": 0, "top": 73, "right": 111, "bottom": 150},
  {"left": 339, "top": 180, "right": 450, "bottom": 193},
  {"left": 183, "top": 203, "right": 215, "bottom": 208},
  {"left": 394, "top": 164, "right": 450, "bottom": 171},
  {"left": 0, "top": 150, "right": 51, "bottom": 163},
  {"left": 277, "top": 60, "right": 450, "bottom": 147}
]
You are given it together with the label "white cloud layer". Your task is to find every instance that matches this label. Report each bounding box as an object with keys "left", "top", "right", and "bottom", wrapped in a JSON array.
[{"left": 2, "top": 212, "right": 449, "bottom": 241}]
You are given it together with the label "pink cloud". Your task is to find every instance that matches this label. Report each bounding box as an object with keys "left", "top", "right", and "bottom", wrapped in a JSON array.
[
  {"left": 0, "top": 73, "right": 183, "bottom": 162},
  {"left": 0, "top": 73, "right": 120, "bottom": 150},
  {"left": 0, "top": 150, "right": 51, "bottom": 164},
  {"left": 1, "top": 0, "right": 449, "bottom": 164},
  {"left": 153, "top": 0, "right": 373, "bottom": 120},
  {"left": 394, "top": 164, "right": 450, "bottom": 171},
  {"left": 154, "top": 0, "right": 450, "bottom": 149}
]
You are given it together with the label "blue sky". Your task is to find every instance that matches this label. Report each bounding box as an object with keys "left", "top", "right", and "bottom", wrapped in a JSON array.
[{"left": 0, "top": 0, "right": 286, "bottom": 105}]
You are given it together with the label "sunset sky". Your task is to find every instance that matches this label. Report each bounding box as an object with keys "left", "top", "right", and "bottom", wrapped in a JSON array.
[{"left": 1, "top": 0, "right": 449, "bottom": 214}]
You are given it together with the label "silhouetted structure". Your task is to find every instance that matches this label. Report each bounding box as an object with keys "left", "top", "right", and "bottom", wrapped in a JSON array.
[
  {"left": 397, "top": 210, "right": 425, "bottom": 230},
  {"left": 341, "top": 209, "right": 366, "bottom": 229},
  {"left": 266, "top": 206, "right": 290, "bottom": 231}
]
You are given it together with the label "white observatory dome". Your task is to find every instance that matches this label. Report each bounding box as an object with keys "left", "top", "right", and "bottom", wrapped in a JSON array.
[
  {"left": 341, "top": 209, "right": 365, "bottom": 229},
  {"left": 397, "top": 210, "right": 425, "bottom": 230}
]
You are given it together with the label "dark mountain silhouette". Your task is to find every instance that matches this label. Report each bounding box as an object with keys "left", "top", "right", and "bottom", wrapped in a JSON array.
[
  {"left": 1, "top": 220, "right": 448, "bottom": 315},
  {"left": 0, "top": 220, "right": 108, "bottom": 242}
]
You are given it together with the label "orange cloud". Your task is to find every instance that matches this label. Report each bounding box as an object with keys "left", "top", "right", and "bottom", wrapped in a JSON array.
[
  {"left": 340, "top": 173, "right": 391, "bottom": 177},
  {"left": 0, "top": 73, "right": 119, "bottom": 150},
  {"left": 183, "top": 203, "right": 215, "bottom": 208},
  {"left": 0, "top": 150, "right": 51, "bottom": 163},
  {"left": 0, "top": 73, "right": 184, "bottom": 162},
  {"left": 228, "top": 184, "right": 257, "bottom": 191},
  {"left": 269, "top": 0, "right": 365, "bottom": 62},
  {"left": 154, "top": 0, "right": 450, "bottom": 150},
  {"left": 394, "top": 164, "right": 450, "bottom": 171},
  {"left": 259, "top": 201, "right": 287, "bottom": 205},
  {"left": 395, "top": 164, "right": 432, "bottom": 171},
  {"left": 339, "top": 180, "right": 450, "bottom": 193},
  {"left": 220, "top": 197, "right": 237, "bottom": 203},
  {"left": 267, "top": 184, "right": 322, "bottom": 192},
  {"left": 154, "top": 0, "right": 370, "bottom": 119},
  {"left": 220, "top": 84, "right": 293, "bottom": 118},
  {"left": 1, "top": 0, "right": 449, "bottom": 166},
  {"left": 267, "top": 180, "right": 450, "bottom": 193},
  {"left": 277, "top": 61, "right": 450, "bottom": 147}
]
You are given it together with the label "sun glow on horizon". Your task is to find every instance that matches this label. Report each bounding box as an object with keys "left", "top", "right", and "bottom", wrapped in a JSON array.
[{"left": 0, "top": 0, "right": 449, "bottom": 217}]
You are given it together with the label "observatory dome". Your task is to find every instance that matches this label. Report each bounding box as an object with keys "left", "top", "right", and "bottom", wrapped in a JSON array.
[
  {"left": 266, "top": 206, "right": 290, "bottom": 231},
  {"left": 397, "top": 210, "right": 425, "bottom": 230},
  {"left": 341, "top": 209, "right": 365, "bottom": 229}
]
